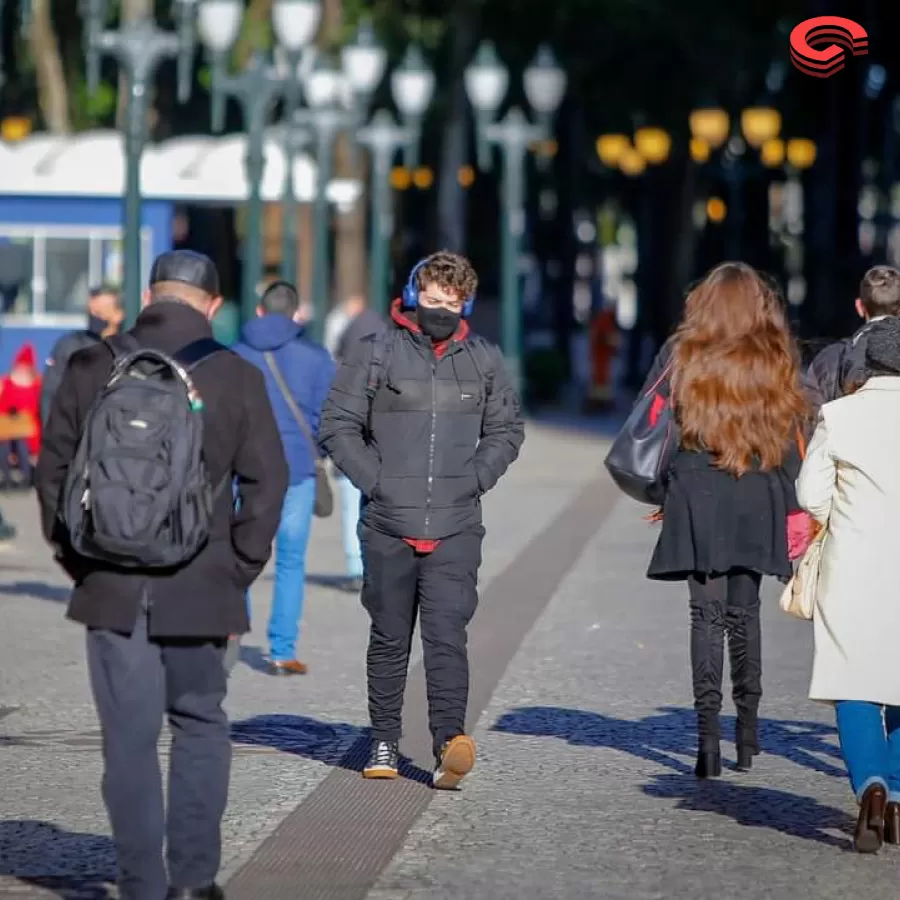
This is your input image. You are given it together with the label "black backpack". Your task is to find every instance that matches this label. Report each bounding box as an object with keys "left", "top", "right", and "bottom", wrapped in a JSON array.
[{"left": 60, "top": 333, "right": 227, "bottom": 569}]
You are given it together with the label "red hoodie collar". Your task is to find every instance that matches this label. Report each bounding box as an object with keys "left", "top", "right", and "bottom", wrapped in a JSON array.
[{"left": 390, "top": 299, "right": 469, "bottom": 358}]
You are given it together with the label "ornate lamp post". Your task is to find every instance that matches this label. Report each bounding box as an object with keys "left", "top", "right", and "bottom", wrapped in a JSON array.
[
  {"left": 357, "top": 111, "right": 415, "bottom": 316},
  {"left": 197, "top": 0, "right": 321, "bottom": 324},
  {"left": 81, "top": 0, "right": 196, "bottom": 327},
  {"left": 390, "top": 45, "right": 435, "bottom": 169},
  {"left": 465, "top": 42, "right": 566, "bottom": 394}
]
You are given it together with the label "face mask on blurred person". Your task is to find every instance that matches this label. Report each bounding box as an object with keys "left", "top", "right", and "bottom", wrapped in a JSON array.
[{"left": 417, "top": 306, "right": 461, "bottom": 342}]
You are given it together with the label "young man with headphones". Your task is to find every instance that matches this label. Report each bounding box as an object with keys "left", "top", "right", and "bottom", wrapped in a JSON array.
[{"left": 320, "top": 250, "right": 525, "bottom": 788}]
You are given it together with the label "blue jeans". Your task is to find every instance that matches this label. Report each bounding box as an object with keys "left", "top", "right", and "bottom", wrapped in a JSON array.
[
  {"left": 835, "top": 700, "right": 900, "bottom": 803},
  {"left": 267, "top": 478, "right": 315, "bottom": 662},
  {"left": 338, "top": 475, "right": 363, "bottom": 579}
]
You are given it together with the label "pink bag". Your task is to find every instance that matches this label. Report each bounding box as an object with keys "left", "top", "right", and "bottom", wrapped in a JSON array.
[{"left": 787, "top": 426, "right": 819, "bottom": 561}]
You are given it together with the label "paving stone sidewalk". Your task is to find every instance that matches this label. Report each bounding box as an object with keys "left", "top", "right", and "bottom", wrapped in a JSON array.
[
  {"left": 0, "top": 420, "right": 603, "bottom": 898},
  {"left": 368, "top": 494, "right": 893, "bottom": 900}
]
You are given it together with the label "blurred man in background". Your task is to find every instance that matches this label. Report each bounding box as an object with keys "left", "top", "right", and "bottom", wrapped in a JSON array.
[
  {"left": 234, "top": 281, "right": 334, "bottom": 675},
  {"left": 41, "top": 285, "right": 124, "bottom": 425},
  {"left": 331, "top": 293, "right": 386, "bottom": 592}
]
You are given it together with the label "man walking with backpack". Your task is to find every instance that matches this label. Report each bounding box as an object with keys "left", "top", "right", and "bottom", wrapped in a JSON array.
[
  {"left": 36, "top": 250, "right": 288, "bottom": 900},
  {"left": 233, "top": 280, "right": 334, "bottom": 675},
  {"left": 319, "top": 251, "right": 524, "bottom": 789}
]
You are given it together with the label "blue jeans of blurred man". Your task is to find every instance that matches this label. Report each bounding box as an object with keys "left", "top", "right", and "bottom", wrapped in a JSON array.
[
  {"left": 339, "top": 475, "right": 364, "bottom": 581},
  {"left": 268, "top": 477, "right": 316, "bottom": 662}
]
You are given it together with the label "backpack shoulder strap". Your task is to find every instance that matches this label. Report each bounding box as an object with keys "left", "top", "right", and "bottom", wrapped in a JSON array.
[
  {"left": 174, "top": 337, "right": 227, "bottom": 371},
  {"left": 365, "top": 330, "right": 396, "bottom": 400},
  {"left": 464, "top": 334, "right": 497, "bottom": 394}
]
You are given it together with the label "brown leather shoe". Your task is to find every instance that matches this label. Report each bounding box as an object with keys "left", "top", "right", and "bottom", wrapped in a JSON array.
[
  {"left": 270, "top": 659, "right": 308, "bottom": 676},
  {"left": 885, "top": 802, "right": 900, "bottom": 845},
  {"left": 855, "top": 783, "right": 887, "bottom": 853}
]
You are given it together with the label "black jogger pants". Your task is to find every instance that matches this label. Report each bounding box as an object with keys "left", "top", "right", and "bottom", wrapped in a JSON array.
[
  {"left": 360, "top": 524, "right": 483, "bottom": 760},
  {"left": 687, "top": 569, "right": 762, "bottom": 751}
]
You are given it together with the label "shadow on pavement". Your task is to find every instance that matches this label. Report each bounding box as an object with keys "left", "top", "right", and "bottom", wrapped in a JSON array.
[
  {"left": 491, "top": 706, "right": 844, "bottom": 778},
  {"left": 230, "top": 714, "right": 432, "bottom": 784},
  {"left": 643, "top": 774, "right": 854, "bottom": 849},
  {"left": 0, "top": 580, "right": 71, "bottom": 604},
  {"left": 0, "top": 820, "right": 116, "bottom": 898}
]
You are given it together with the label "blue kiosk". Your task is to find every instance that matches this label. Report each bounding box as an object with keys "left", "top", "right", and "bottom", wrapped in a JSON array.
[{"left": 0, "top": 128, "right": 346, "bottom": 372}]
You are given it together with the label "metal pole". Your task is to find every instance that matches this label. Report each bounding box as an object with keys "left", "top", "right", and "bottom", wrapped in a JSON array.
[
  {"left": 242, "top": 125, "right": 266, "bottom": 323},
  {"left": 311, "top": 125, "right": 334, "bottom": 343},
  {"left": 280, "top": 67, "right": 303, "bottom": 287},
  {"left": 500, "top": 140, "right": 526, "bottom": 397},
  {"left": 368, "top": 146, "right": 393, "bottom": 316},
  {"left": 123, "top": 73, "right": 147, "bottom": 328}
]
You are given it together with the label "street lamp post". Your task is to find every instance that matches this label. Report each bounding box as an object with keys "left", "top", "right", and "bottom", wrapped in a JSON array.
[
  {"left": 465, "top": 42, "right": 566, "bottom": 395},
  {"left": 483, "top": 108, "right": 546, "bottom": 394},
  {"left": 198, "top": 0, "right": 322, "bottom": 323},
  {"left": 357, "top": 110, "right": 415, "bottom": 315},
  {"left": 390, "top": 45, "right": 435, "bottom": 170},
  {"left": 82, "top": 0, "right": 195, "bottom": 327}
]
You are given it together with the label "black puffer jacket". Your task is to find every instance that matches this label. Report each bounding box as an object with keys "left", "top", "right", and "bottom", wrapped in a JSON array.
[
  {"left": 319, "top": 304, "right": 524, "bottom": 540},
  {"left": 802, "top": 317, "right": 894, "bottom": 412}
]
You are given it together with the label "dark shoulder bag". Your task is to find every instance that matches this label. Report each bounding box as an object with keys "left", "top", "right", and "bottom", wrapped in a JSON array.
[
  {"left": 604, "top": 363, "right": 677, "bottom": 505},
  {"left": 263, "top": 351, "right": 334, "bottom": 518}
]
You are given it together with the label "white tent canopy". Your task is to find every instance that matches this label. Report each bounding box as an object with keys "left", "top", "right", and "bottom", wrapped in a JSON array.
[{"left": 0, "top": 129, "right": 362, "bottom": 207}]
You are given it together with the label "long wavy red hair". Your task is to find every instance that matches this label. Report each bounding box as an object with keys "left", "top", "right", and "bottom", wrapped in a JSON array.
[{"left": 671, "top": 262, "right": 807, "bottom": 476}]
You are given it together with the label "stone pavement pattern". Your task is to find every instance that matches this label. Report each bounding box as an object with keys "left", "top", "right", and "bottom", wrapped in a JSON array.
[{"left": 1, "top": 419, "right": 897, "bottom": 898}]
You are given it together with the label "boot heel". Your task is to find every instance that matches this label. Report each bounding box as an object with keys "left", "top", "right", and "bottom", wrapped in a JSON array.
[
  {"left": 885, "top": 802, "right": 900, "bottom": 845},
  {"left": 695, "top": 749, "right": 722, "bottom": 778},
  {"left": 736, "top": 745, "right": 755, "bottom": 771}
]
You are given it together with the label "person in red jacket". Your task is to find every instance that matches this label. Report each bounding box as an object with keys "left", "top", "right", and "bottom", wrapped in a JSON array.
[{"left": 0, "top": 343, "right": 42, "bottom": 487}]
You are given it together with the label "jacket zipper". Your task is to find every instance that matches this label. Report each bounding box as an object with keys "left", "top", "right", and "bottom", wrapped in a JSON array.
[{"left": 423, "top": 362, "right": 437, "bottom": 536}]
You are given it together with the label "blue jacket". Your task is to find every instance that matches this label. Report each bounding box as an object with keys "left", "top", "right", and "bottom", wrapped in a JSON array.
[{"left": 233, "top": 314, "right": 335, "bottom": 485}]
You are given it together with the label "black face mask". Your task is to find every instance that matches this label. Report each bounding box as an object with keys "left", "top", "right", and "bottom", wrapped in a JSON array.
[
  {"left": 88, "top": 314, "right": 109, "bottom": 336},
  {"left": 417, "top": 305, "right": 461, "bottom": 342}
]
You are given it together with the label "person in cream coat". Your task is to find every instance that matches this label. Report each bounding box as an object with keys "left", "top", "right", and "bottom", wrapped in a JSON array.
[{"left": 797, "top": 315, "right": 900, "bottom": 855}]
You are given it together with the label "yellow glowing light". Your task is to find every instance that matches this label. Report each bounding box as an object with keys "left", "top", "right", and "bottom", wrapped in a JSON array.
[
  {"left": 786, "top": 138, "right": 817, "bottom": 170},
  {"left": 741, "top": 107, "right": 782, "bottom": 149},
  {"left": 760, "top": 138, "right": 785, "bottom": 168},
  {"left": 595, "top": 133, "right": 630, "bottom": 168},
  {"left": 618, "top": 147, "right": 646, "bottom": 177},
  {"left": 634, "top": 127, "right": 671, "bottom": 165},
  {"left": 457, "top": 165, "right": 475, "bottom": 188},
  {"left": 413, "top": 166, "right": 434, "bottom": 189},
  {"left": 689, "top": 108, "right": 730, "bottom": 149},
  {"left": 707, "top": 196, "right": 727, "bottom": 222},
  {"left": 689, "top": 137, "right": 710, "bottom": 163},
  {"left": 390, "top": 166, "right": 412, "bottom": 190},
  {"left": 1, "top": 117, "right": 31, "bottom": 142}
]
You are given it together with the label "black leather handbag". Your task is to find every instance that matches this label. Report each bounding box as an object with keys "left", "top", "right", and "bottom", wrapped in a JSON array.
[{"left": 604, "top": 365, "right": 677, "bottom": 505}]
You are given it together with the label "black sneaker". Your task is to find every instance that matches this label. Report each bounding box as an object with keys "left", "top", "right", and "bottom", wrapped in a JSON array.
[{"left": 362, "top": 739, "right": 399, "bottom": 779}]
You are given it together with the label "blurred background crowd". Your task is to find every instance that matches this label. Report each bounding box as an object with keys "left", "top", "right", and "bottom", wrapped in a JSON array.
[{"left": 0, "top": 0, "right": 894, "bottom": 480}]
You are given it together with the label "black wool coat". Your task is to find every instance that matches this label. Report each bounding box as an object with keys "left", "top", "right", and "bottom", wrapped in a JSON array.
[
  {"left": 643, "top": 342, "right": 803, "bottom": 582},
  {"left": 35, "top": 301, "right": 289, "bottom": 638}
]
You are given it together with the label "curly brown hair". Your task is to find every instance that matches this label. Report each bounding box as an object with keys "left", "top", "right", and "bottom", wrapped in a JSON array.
[
  {"left": 415, "top": 251, "right": 478, "bottom": 300},
  {"left": 671, "top": 262, "right": 808, "bottom": 476}
]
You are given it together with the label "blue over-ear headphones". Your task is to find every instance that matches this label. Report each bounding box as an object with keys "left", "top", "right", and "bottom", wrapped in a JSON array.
[{"left": 401, "top": 257, "right": 476, "bottom": 318}]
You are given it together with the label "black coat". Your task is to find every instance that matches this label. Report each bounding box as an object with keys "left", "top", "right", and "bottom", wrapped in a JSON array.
[
  {"left": 319, "top": 312, "right": 524, "bottom": 540},
  {"left": 35, "top": 301, "right": 289, "bottom": 638},
  {"left": 40, "top": 329, "right": 102, "bottom": 425},
  {"left": 643, "top": 343, "right": 802, "bottom": 582},
  {"left": 801, "top": 317, "right": 891, "bottom": 412}
]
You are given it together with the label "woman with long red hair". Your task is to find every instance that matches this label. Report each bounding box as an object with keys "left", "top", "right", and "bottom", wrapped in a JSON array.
[{"left": 643, "top": 262, "right": 808, "bottom": 777}]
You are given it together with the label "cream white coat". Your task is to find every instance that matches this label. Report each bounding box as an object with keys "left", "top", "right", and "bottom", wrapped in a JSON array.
[{"left": 797, "top": 376, "right": 900, "bottom": 706}]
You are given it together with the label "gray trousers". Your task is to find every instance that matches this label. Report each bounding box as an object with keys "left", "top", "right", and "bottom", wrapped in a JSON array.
[{"left": 86, "top": 610, "right": 230, "bottom": 900}]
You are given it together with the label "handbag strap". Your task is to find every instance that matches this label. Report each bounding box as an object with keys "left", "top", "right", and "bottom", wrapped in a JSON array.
[
  {"left": 263, "top": 351, "right": 322, "bottom": 461},
  {"left": 795, "top": 424, "right": 807, "bottom": 460}
]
